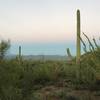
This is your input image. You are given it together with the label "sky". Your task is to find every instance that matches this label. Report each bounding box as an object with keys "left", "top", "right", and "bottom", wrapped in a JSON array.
[{"left": 0, "top": 0, "right": 100, "bottom": 55}]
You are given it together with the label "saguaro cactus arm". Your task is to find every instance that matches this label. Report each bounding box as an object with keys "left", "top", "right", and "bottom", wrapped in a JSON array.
[{"left": 66, "top": 48, "right": 72, "bottom": 58}]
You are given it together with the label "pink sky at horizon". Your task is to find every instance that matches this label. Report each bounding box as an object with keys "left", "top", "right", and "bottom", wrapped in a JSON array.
[{"left": 0, "top": 0, "right": 100, "bottom": 44}]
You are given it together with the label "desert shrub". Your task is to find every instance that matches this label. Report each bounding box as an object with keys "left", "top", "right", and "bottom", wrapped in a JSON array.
[
  {"left": 30, "top": 61, "right": 65, "bottom": 84},
  {"left": 0, "top": 60, "right": 67, "bottom": 100},
  {"left": 74, "top": 33, "right": 100, "bottom": 88},
  {"left": 0, "top": 60, "right": 23, "bottom": 100},
  {"left": 0, "top": 40, "right": 10, "bottom": 60}
]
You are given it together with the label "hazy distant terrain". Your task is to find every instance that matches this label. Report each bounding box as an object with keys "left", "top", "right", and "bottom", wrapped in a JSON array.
[{"left": 6, "top": 55, "right": 72, "bottom": 61}]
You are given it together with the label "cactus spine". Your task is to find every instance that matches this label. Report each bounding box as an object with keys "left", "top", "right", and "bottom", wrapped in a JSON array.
[{"left": 76, "top": 9, "right": 81, "bottom": 63}]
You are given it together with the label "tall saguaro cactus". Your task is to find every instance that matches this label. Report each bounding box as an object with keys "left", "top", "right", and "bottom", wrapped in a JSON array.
[
  {"left": 76, "top": 9, "right": 81, "bottom": 63},
  {"left": 19, "top": 46, "right": 21, "bottom": 61}
]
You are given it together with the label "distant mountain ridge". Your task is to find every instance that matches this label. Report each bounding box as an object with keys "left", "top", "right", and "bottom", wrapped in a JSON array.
[{"left": 5, "top": 55, "right": 72, "bottom": 61}]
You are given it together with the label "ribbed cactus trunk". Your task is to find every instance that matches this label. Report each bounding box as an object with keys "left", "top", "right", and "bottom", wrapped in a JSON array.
[{"left": 76, "top": 9, "right": 81, "bottom": 63}]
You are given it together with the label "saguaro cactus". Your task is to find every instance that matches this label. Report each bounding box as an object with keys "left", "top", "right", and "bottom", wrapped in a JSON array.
[
  {"left": 66, "top": 48, "right": 72, "bottom": 58},
  {"left": 76, "top": 9, "right": 81, "bottom": 63},
  {"left": 19, "top": 46, "right": 21, "bottom": 61}
]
